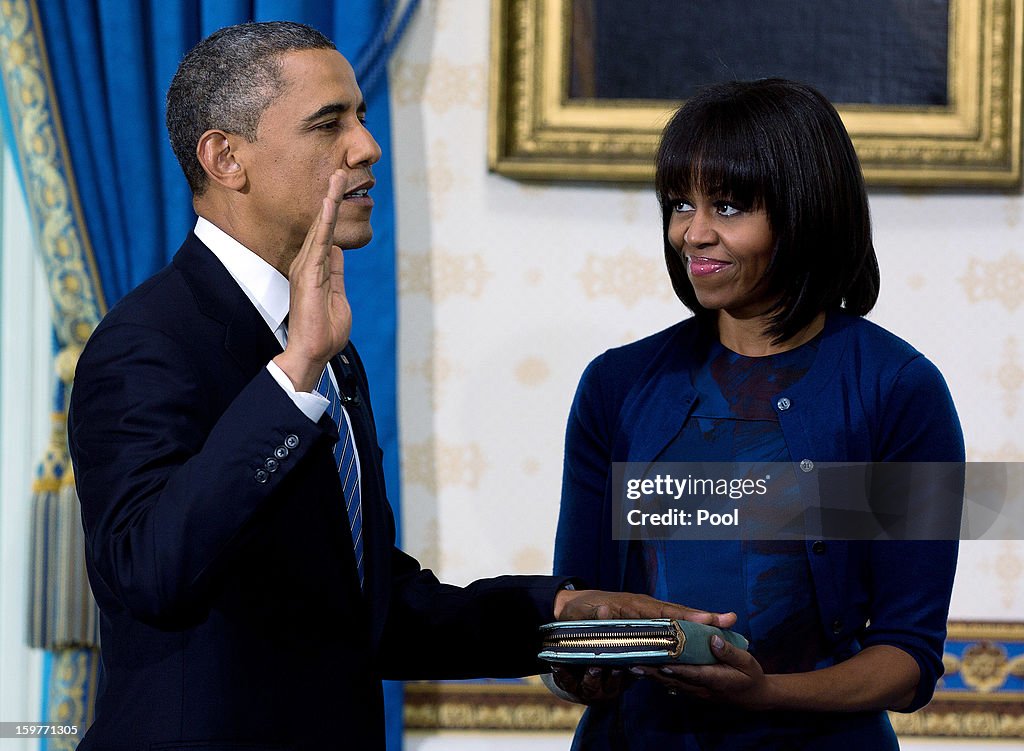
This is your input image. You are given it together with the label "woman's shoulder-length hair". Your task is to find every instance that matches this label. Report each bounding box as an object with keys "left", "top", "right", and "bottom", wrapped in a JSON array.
[{"left": 655, "top": 78, "right": 880, "bottom": 344}]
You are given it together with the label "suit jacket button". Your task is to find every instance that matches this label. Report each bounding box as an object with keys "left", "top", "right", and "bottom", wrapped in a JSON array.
[
  {"left": 255, "top": 469, "right": 270, "bottom": 484},
  {"left": 274, "top": 445, "right": 289, "bottom": 460},
  {"left": 265, "top": 458, "right": 280, "bottom": 473},
  {"left": 284, "top": 434, "right": 300, "bottom": 449},
  {"left": 812, "top": 540, "right": 826, "bottom": 554}
]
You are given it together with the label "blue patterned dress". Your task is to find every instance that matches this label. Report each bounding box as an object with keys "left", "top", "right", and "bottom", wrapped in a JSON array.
[{"left": 595, "top": 336, "right": 900, "bottom": 750}]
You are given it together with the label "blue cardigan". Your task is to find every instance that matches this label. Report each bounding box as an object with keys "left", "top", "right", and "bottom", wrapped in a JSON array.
[{"left": 554, "top": 312, "right": 963, "bottom": 713}]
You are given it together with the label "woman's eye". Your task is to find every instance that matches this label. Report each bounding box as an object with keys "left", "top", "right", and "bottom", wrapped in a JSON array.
[
  {"left": 717, "top": 203, "right": 742, "bottom": 217},
  {"left": 672, "top": 201, "right": 694, "bottom": 213}
]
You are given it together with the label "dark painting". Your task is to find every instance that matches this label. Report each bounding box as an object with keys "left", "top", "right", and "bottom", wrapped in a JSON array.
[{"left": 570, "top": 0, "right": 950, "bottom": 105}]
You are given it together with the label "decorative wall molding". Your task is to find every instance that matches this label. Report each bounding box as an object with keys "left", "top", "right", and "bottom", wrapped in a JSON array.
[
  {"left": 489, "top": 0, "right": 1024, "bottom": 186},
  {"left": 405, "top": 621, "right": 1024, "bottom": 738}
]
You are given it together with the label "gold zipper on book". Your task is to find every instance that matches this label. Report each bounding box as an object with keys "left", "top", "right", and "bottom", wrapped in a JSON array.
[{"left": 542, "top": 621, "right": 685, "bottom": 658}]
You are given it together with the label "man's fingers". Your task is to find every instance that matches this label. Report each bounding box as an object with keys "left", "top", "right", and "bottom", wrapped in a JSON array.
[
  {"left": 556, "top": 591, "right": 737, "bottom": 632},
  {"left": 659, "top": 604, "right": 713, "bottom": 623},
  {"left": 313, "top": 173, "right": 344, "bottom": 251},
  {"left": 716, "top": 611, "right": 738, "bottom": 628},
  {"left": 694, "top": 609, "right": 736, "bottom": 628},
  {"left": 661, "top": 604, "right": 737, "bottom": 629},
  {"left": 292, "top": 171, "right": 345, "bottom": 277},
  {"left": 618, "top": 595, "right": 736, "bottom": 627}
]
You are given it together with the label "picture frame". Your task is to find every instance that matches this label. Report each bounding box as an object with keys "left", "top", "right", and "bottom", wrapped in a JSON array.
[
  {"left": 488, "top": 0, "right": 1023, "bottom": 187},
  {"left": 405, "top": 621, "right": 1024, "bottom": 738}
]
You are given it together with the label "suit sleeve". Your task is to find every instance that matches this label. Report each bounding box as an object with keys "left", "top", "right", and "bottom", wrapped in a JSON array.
[
  {"left": 863, "top": 354, "right": 964, "bottom": 712},
  {"left": 337, "top": 344, "right": 574, "bottom": 679},
  {"left": 69, "top": 322, "right": 333, "bottom": 626},
  {"left": 379, "top": 550, "right": 571, "bottom": 679}
]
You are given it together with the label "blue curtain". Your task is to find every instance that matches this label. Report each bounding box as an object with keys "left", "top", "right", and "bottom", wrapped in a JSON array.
[{"left": 0, "top": 1, "right": 413, "bottom": 747}]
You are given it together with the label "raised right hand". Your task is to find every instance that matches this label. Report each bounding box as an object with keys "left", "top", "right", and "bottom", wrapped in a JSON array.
[{"left": 273, "top": 170, "right": 352, "bottom": 392}]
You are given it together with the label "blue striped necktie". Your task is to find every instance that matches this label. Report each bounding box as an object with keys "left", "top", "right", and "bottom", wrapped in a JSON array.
[{"left": 316, "top": 362, "right": 364, "bottom": 588}]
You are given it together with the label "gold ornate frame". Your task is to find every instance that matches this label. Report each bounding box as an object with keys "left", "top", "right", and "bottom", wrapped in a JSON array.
[
  {"left": 488, "top": 0, "right": 1024, "bottom": 187},
  {"left": 405, "top": 621, "right": 1024, "bottom": 738}
]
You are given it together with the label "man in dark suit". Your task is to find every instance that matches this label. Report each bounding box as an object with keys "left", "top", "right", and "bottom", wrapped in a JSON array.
[{"left": 68, "top": 22, "right": 724, "bottom": 750}]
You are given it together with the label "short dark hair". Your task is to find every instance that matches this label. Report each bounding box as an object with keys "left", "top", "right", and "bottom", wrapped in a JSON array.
[
  {"left": 166, "top": 21, "right": 336, "bottom": 195},
  {"left": 654, "top": 78, "right": 879, "bottom": 344}
]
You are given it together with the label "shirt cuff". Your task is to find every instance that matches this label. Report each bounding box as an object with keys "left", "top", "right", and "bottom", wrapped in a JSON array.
[{"left": 266, "top": 361, "right": 329, "bottom": 423}]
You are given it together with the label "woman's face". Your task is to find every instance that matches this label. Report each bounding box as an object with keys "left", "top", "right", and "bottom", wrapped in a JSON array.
[{"left": 667, "top": 189, "right": 776, "bottom": 320}]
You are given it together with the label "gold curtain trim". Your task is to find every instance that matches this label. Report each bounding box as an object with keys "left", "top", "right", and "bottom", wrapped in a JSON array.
[
  {"left": 0, "top": 1, "right": 103, "bottom": 649},
  {"left": 0, "top": 0, "right": 107, "bottom": 341},
  {"left": 43, "top": 647, "right": 98, "bottom": 750}
]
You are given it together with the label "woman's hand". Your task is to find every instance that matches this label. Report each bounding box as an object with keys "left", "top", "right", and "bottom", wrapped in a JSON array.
[
  {"left": 547, "top": 665, "right": 633, "bottom": 705},
  {"left": 633, "top": 634, "right": 774, "bottom": 710},
  {"left": 634, "top": 642, "right": 920, "bottom": 713}
]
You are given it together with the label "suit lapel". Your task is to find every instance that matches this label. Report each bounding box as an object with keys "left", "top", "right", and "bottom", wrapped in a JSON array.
[{"left": 172, "top": 232, "right": 283, "bottom": 379}]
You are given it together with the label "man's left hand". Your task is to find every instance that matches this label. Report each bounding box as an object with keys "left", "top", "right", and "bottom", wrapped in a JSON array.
[{"left": 553, "top": 589, "right": 737, "bottom": 629}]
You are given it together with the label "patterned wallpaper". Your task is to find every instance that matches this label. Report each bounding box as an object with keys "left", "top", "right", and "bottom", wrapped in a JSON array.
[{"left": 389, "top": 1, "right": 1023, "bottom": 622}]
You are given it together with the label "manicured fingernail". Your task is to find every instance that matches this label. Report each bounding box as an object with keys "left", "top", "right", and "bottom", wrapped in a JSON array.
[
  {"left": 629, "top": 667, "right": 644, "bottom": 675},
  {"left": 712, "top": 634, "right": 725, "bottom": 650},
  {"left": 660, "top": 667, "right": 674, "bottom": 675}
]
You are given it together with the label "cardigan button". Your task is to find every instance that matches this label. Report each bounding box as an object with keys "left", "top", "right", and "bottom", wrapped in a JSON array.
[
  {"left": 812, "top": 540, "right": 826, "bottom": 554},
  {"left": 776, "top": 397, "right": 792, "bottom": 411},
  {"left": 800, "top": 459, "right": 815, "bottom": 472},
  {"left": 832, "top": 618, "right": 843, "bottom": 635}
]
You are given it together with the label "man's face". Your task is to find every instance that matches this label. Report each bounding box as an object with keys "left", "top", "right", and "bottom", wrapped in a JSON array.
[{"left": 237, "top": 49, "right": 381, "bottom": 255}]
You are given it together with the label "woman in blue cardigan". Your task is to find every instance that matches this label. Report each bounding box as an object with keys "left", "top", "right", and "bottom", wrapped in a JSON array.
[{"left": 553, "top": 79, "right": 963, "bottom": 750}]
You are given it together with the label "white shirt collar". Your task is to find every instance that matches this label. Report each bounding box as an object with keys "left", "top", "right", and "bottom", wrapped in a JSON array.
[{"left": 193, "top": 216, "right": 290, "bottom": 336}]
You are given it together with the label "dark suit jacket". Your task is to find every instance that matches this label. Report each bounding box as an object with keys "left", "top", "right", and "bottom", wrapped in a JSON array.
[{"left": 68, "top": 233, "right": 566, "bottom": 751}]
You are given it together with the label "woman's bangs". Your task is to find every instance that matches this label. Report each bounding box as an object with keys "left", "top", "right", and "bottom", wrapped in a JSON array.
[{"left": 657, "top": 124, "right": 766, "bottom": 209}]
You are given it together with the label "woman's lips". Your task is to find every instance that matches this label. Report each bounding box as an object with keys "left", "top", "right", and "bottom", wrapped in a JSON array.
[{"left": 687, "top": 256, "right": 732, "bottom": 276}]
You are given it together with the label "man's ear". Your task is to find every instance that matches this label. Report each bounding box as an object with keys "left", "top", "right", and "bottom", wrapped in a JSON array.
[{"left": 196, "top": 130, "right": 246, "bottom": 191}]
